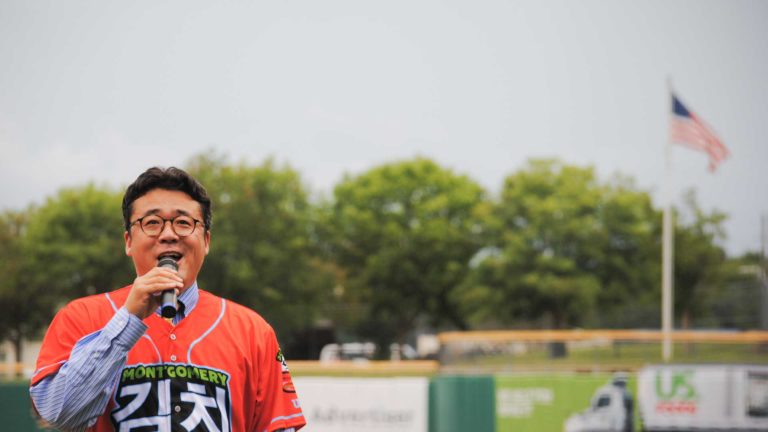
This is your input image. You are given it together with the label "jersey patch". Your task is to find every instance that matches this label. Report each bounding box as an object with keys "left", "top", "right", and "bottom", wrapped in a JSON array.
[
  {"left": 276, "top": 349, "right": 289, "bottom": 373},
  {"left": 276, "top": 349, "right": 297, "bottom": 394},
  {"left": 111, "top": 364, "right": 232, "bottom": 432}
]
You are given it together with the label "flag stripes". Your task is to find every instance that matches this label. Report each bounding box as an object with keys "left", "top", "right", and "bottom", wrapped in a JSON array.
[{"left": 669, "top": 93, "right": 729, "bottom": 171}]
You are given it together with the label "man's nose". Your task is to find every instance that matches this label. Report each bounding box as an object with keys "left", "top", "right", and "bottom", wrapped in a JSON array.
[{"left": 158, "top": 220, "right": 179, "bottom": 241}]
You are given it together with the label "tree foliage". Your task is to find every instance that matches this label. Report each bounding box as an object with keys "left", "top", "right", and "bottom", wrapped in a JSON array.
[
  {"left": 0, "top": 186, "right": 134, "bottom": 368},
  {"left": 0, "top": 210, "right": 47, "bottom": 368},
  {"left": 462, "top": 159, "right": 660, "bottom": 329},
  {"left": 698, "top": 252, "right": 764, "bottom": 330},
  {"left": 322, "top": 158, "right": 489, "bottom": 347},
  {"left": 22, "top": 185, "right": 135, "bottom": 301},
  {"left": 185, "top": 153, "right": 334, "bottom": 344},
  {"left": 673, "top": 190, "right": 728, "bottom": 328},
  {"left": 0, "top": 153, "right": 752, "bottom": 364}
]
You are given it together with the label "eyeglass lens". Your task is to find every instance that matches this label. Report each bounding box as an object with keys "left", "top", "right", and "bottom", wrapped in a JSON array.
[{"left": 140, "top": 215, "right": 196, "bottom": 237}]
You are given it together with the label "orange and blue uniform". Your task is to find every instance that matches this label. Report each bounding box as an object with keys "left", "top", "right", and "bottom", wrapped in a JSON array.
[{"left": 32, "top": 285, "right": 305, "bottom": 432}]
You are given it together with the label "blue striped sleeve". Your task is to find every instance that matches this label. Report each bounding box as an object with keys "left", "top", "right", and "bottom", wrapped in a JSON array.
[{"left": 30, "top": 307, "right": 147, "bottom": 430}]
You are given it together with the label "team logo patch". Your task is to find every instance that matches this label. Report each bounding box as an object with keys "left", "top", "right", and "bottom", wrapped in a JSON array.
[
  {"left": 276, "top": 349, "right": 296, "bottom": 393},
  {"left": 276, "top": 349, "right": 289, "bottom": 373},
  {"left": 111, "top": 364, "right": 232, "bottom": 432}
]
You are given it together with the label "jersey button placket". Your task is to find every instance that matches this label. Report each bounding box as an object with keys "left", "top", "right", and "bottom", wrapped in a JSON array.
[{"left": 169, "top": 332, "right": 177, "bottom": 362}]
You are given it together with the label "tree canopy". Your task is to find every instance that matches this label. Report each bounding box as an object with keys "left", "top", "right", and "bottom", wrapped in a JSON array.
[
  {"left": 186, "top": 153, "right": 335, "bottom": 344},
  {"left": 462, "top": 159, "right": 677, "bottom": 329},
  {"left": 1, "top": 153, "right": 756, "bottom": 361},
  {"left": 0, "top": 185, "right": 134, "bottom": 368},
  {"left": 0, "top": 210, "right": 43, "bottom": 368},
  {"left": 22, "top": 184, "right": 134, "bottom": 301},
  {"left": 321, "top": 158, "right": 489, "bottom": 348}
]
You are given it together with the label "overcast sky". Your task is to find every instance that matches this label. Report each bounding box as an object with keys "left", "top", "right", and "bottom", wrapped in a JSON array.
[{"left": 1, "top": 0, "right": 766, "bottom": 256}]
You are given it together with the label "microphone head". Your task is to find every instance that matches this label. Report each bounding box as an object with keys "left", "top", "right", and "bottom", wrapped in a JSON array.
[{"left": 158, "top": 256, "right": 179, "bottom": 271}]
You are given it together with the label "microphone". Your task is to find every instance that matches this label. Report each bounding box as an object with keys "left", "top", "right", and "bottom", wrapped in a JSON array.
[{"left": 158, "top": 256, "right": 178, "bottom": 319}]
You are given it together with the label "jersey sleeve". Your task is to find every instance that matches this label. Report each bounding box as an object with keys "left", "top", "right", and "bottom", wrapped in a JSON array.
[
  {"left": 31, "top": 299, "right": 101, "bottom": 386},
  {"left": 253, "top": 326, "right": 306, "bottom": 432}
]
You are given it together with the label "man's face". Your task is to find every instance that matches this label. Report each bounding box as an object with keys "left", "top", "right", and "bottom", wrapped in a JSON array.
[{"left": 124, "top": 188, "right": 210, "bottom": 290}]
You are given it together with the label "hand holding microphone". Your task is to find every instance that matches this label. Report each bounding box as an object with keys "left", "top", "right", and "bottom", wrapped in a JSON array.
[{"left": 125, "top": 257, "right": 183, "bottom": 320}]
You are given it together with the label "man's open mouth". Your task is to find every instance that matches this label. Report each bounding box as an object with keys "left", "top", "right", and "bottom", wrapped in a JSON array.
[{"left": 158, "top": 252, "right": 183, "bottom": 261}]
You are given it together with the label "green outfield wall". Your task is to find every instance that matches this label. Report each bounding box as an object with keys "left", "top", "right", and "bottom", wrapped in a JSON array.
[
  {"left": 0, "top": 382, "right": 44, "bottom": 431},
  {"left": 1, "top": 375, "right": 633, "bottom": 432},
  {"left": 495, "top": 373, "right": 639, "bottom": 432}
]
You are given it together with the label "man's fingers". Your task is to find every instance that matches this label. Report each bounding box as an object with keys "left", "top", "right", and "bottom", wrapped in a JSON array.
[
  {"left": 151, "top": 267, "right": 184, "bottom": 282},
  {"left": 156, "top": 267, "right": 183, "bottom": 278},
  {"left": 151, "top": 283, "right": 181, "bottom": 296},
  {"left": 138, "top": 270, "right": 184, "bottom": 289}
]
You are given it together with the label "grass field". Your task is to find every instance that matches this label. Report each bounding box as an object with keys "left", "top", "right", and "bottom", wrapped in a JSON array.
[
  {"left": 442, "top": 341, "right": 768, "bottom": 373},
  {"left": 288, "top": 340, "right": 768, "bottom": 377}
]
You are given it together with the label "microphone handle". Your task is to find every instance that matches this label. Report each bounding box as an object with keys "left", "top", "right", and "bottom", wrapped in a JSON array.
[
  {"left": 161, "top": 289, "right": 177, "bottom": 319},
  {"left": 157, "top": 257, "right": 179, "bottom": 319}
]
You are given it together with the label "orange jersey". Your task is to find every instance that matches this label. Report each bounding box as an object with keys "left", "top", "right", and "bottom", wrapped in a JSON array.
[{"left": 33, "top": 286, "right": 305, "bottom": 432}]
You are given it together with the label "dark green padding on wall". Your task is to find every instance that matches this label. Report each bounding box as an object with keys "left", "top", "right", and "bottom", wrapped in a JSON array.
[
  {"left": 0, "top": 382, "right": 45, "bottom": 431},
  {"left": 429, "top": 375, "right": 496, "bottom": 432}
]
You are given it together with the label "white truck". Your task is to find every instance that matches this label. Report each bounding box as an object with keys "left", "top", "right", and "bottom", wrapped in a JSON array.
[{"left": 637, "top": 364, "right": 768, "bottom": 431}]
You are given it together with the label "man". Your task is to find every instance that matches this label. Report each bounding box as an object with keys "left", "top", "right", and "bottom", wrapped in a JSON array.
[{"left": 30, "top": 167, "right": 305, "bottom": 432}]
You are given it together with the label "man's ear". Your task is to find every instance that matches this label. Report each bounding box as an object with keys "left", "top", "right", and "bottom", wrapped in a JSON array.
[
  {"left": 204, "top": 230, "right": 211, "bottom": 255},
  {"left": 125, "top": 231, "right": 132, "bottom": 257}
]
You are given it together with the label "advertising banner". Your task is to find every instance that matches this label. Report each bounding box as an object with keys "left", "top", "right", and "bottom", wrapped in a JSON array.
[
  {"left": 293, "top": 377, "right": 429, "bottom": 432},
  {"left": 495, "top": 373, "right": 639, "bottom": 432},
  {"left": 638, "top": 364, "right": 768, "bottom": 431}
]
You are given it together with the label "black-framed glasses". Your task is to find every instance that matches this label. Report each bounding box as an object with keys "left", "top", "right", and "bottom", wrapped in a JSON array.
[{"left": 130, "top": 214, "right": 203, "bottom": 237}]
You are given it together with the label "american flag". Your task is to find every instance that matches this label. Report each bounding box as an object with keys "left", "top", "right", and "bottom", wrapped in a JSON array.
[{"left": 669, "top": 93, "right": 729, "bottom": 172}]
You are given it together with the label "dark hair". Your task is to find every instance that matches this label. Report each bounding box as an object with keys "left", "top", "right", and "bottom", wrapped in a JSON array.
[{"left": 122, "top": 167, "right": 212, "bottom": 232}]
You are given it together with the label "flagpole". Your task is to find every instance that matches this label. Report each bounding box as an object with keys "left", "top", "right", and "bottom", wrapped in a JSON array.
[{"left": 662, "top": 78, "right": 675, "bottom": 362}]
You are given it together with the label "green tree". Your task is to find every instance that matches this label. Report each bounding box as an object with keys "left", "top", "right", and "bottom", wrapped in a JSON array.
[
  {"left": 0, "top": 209, "right": 49, "bottom": 372},
  {"left": 323, "top": 158, "right": 489, "bottom": 349},
  {"left": 696, "top": 252, "right": 764, "bottom": 329},
  {"left": 673, "top": 190, "right": 728, "bottom": 329},
  {"left": 592, "top": 176, "right": 661, "bottom": 328},
  {"left": 464, "top": 159, "right": 659, "bottom": 329},
  {"left": 0, "top": 186, "right": 133, "bottom": 371},
  {"left": 22, "top": 185, "right": 135, "bottom": 303},
  {"left": 185, "top": 153, "right": 333, "bottom": 349}
]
